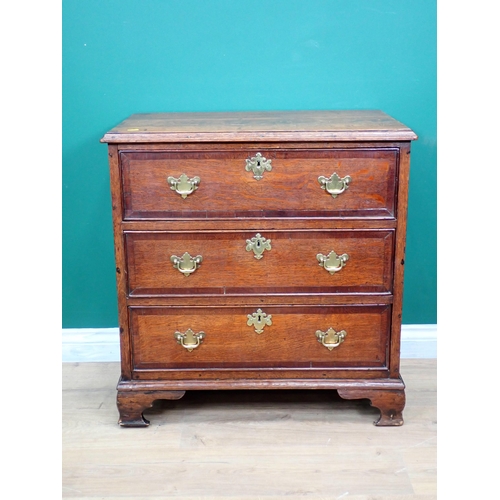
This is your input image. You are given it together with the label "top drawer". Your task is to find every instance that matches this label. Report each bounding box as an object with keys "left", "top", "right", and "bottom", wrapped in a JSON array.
[{"left": 120, "top": 148, "right": 398, "bottom": 220}]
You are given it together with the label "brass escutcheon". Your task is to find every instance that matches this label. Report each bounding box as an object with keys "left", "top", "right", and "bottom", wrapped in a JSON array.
[
  {"left": 171, "top": 252, "right": 203, "bottom": 276},
  {"left": 167, "top": 173, "right": 201, "bottom": 198},
  {"left": 247, "top": 308, "right": 272, "bottom": 334},
  {"left": 246, "top": 233, "right": 271, "bottom": 259},
  {"left": 317, "top": 250, "right": 349, "bottom": 275},
  {"left": 245, "top": 153, "right": 272, "bottom": 180},
  {"left": 315, "top": 327, "right": 347, "bottom": 351},
  {"left": 318, "top": 172, "right": 351, "bottom": 198},
  {"left": 174, "top": 328, "right": 206, "bottom": 352}
]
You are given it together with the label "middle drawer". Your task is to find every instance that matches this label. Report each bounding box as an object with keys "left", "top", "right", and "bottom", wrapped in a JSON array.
[{"left": 125, "top": 229, "right": 394, "bottom": 296}]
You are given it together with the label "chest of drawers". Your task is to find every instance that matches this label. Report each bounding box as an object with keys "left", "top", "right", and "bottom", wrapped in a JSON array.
[{"left": 101, "top": 110, "right": 417, "bottom": 427}]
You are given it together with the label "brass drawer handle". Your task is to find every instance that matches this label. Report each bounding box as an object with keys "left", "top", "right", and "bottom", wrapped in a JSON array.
[
  {"left": 167, "top": 173, "right": 200, "bottom": 198},
  {"left": 246, "top": 233, "right": 271, "bottom": 259},
  {"left": 174, "top": 328, "right": 205, "bottom": 352},
  {"left": 247, "top": 308, "right": 272, "bottom": 334},
  {"left": 317, "top": 250, "right": 349, "bottom": 275},
  {"left": 316, "top": 327, "right": 347, "bottom": 351},
  {"left": 245, "top": 153, "right": 272, "bottom": 180},
  {"left": 318, "top": 173, "right": 351, "bottom": 198},
  {"left": 170, "top": 252, "right": 203, "bottom": 276}
]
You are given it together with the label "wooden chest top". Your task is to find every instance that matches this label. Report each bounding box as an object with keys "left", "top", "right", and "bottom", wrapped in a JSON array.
[{"left": 101, "top": 110, "right": 417, "bottom": 143}]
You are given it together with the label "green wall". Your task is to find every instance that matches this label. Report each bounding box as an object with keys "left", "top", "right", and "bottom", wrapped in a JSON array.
[{"left": 62, "top": 0, "right": 436, "bottom": 328}]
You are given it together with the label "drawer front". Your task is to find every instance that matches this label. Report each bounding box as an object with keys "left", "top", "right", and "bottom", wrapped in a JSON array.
[
  {"left": 120, "top": 148, "right": 398, "bottom": 219},
  {"left": 125, "top": 230, "right": 394, "bottom": 296},
  {"left": 130, "top": 305, "right": 390, "bottom": 371}
]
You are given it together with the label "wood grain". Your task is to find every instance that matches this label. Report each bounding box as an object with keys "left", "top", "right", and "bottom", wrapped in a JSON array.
[
  {"left": 117, "top": 390, "right": 185, "bottom": 427},
  {"left": 100, "top": 110, "right": 418, "bottom": 143},
  {"left": 62, "top": 359, "right": 436, "bottom": 498},
  {"left": 120, "top": 147, "right": 397, "bottom": 219},
  {"left": 129, "top": 304, "right": 391, "bottom": 370},
  {"left": 125, "top": 229, "right": 394, "bottom": 296},
  {"left": 389, "top": 143, "right": 412, "bottom": 378},
  {"left": 338, "top": 388, "right": 406, "bottom": 426},
  {"left": 107, "top": 145, "right": 132, "bottom": 379}
]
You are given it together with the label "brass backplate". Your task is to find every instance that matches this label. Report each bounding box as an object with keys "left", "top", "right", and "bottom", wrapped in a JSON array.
[
  {"left": 245, "top": 153, "right": 272, "bottom": 180},
  {"left": 174, "top": 328, "right": 206, "bottom": 352},
  {"left": 247, "top": 308, "right": 272, "bottom": 334},
  {"left": 246, "top": 233, "right": 271, "bottom": 259},
  {"left": 315, "top": 327, "right": 347, "bottom": 351},
  {"left": 167, "top": 173, "right": 201, "bottom": 198},
  {"left": 318, "top": 172, "right": 351, "bottom": 198},
  {"left": 317, "top": 250, "right": 349, "bottom": 275},
  {"left": 170, "top": 252, "right": 203, "bottom": 276}
]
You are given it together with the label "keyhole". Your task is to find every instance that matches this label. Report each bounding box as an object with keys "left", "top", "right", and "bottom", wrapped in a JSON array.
[
  {"left": 256, "top": 160, "right": 261, "bottom": 167},
  {"left": 256, "top": 241, "right": 261, "bottom": 248},
  {"left": 257, "top": 314, "right": 262, "bottom": 322}
]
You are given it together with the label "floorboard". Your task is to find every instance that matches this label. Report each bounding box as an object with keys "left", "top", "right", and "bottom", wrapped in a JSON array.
[{"left": 62, "top": 359, "right": 436, "bottom": 499}]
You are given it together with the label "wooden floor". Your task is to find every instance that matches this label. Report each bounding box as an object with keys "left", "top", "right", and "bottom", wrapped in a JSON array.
[{"left": 62, "top": 359, "right": 436, "bottom": 499}]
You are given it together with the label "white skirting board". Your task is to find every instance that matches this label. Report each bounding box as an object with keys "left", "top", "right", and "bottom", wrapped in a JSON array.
[{"left": 62, "top": 324, "right": 437, "bottom": 362}]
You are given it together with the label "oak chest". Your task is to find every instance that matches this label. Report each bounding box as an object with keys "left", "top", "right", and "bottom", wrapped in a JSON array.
[{"left": 101, "top": 110, "right": 417, "bottom": 426}]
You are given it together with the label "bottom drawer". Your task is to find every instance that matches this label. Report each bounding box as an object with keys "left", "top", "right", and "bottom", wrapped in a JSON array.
[{"left": 130, "top": 304, "right": 390, "bottom": 373}]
